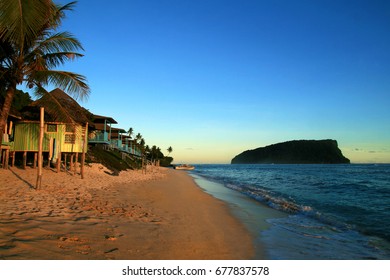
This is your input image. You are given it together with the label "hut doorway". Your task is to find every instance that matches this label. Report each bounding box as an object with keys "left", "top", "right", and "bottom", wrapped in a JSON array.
[{"left": 50, "top": 138, "right": 58, "bottom": 162}]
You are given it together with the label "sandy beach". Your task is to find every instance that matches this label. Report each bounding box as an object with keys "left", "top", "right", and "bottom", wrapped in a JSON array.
[{"left": 0, "top": 164, "right": 254, "bottom": 260}]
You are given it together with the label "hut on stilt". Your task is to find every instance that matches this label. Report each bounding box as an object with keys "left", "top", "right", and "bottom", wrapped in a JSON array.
[{"left": 10, "top": 88, "right": 91, "bottom": 175}]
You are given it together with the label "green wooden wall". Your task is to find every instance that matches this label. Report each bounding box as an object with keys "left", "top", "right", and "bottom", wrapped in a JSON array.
[{"left": 13, "top": 122, "right": 87, "bottom": 153}]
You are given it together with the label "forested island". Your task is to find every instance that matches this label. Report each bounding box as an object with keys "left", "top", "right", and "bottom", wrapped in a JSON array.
[{"left": 231, "top": 140, "right": 350, "bottom": 164}]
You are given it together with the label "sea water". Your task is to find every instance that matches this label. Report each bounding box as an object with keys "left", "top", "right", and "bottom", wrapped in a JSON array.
[{"left": 189, "top": 164, "right": 390, "bottom": 259}]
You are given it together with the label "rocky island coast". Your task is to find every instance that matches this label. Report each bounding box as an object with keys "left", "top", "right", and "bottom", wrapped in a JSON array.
[{"left": 231, "top": 139, "right": 350, "bottom": 164}]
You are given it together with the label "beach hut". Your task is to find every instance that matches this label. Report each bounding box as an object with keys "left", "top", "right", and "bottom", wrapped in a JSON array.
[
  {"left": 88, "top": 114, "right": 117, "bottom": 145},
  {"left": 12, "top": 88, "right": 91, "bottom": 171},
  {"left": 1, "top": 112, "right": 21, "bottom": 168},
  {"left": 109, "top": 128, "right": 142, "bottom": 156},
  {"left": 109, "top": 127, "right": 126, "bottom": 150}
]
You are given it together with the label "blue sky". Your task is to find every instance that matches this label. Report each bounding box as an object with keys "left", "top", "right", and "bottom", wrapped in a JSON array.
[{"left": 51, "top": 0, "right": 390, "bottom": 163}]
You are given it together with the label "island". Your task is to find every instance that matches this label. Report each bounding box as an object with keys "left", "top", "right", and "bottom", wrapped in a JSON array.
[{"left": 231, "top": 139, "right": 350, "bottom": 164}]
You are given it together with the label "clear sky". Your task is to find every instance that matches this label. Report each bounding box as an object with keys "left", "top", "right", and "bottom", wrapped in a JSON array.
[{"left": 50, "top": 0, "right": 390, "bottom": 163}]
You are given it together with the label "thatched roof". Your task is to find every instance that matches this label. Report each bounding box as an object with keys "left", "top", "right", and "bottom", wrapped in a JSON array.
[{"left": 22, "top": 88, "right": 93, "bottom": 124}]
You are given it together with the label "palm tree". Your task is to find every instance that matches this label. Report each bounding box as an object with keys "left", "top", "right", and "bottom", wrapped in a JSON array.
[
  {"left": 139, "top": 138, "right": 146, "bottom": 155},
  {"left": 127, "top": 127, "right": 134, "bottom": 153},
  {"left": 140, "top": 138, "right": 145, "bottom": 148},
  {"left": 145, "top": 145, "right": 150, "bottom": 155},
  {"left": 0, "top": 0, "right": 89, "bottom": 144},
  {"left": 167, "top": 146, "right": 173, "bottom": 156},
  {"left": 133, "top": 133, "right": 142, "bottom": 156},
  {"left": 135, "top": 133, "right": 142, "bottom": 144},
  {"left": 127, "top": 127, "right": 134, "bottom": 139}
]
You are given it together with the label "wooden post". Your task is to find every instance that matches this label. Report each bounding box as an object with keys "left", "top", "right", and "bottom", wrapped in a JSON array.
[
  {"left": 4, "top": 149, "right": 9, "bottom": 169},
  {"left": 23, "top": 151, "right": 27, "bottom": 169},
  {"left": 64, "top": 153, "right": 67, "bottom": 171},
  {"left": 56, "top": 152, "right": 61, "bottom": 173},
  {"left": 75, "top": 152, "right": 78, "bottom": 173},
  {"left": 36, "top": 107, "right": 44, "bottom": 189},
  {"left": 11, "top": 151, "right": 15, "bottom": 167},
  {"left": 33, "top": 153, "right": 37, "bottom": 169},
  {"left": 80, "top": 123, "right": 88, "bottom": 179},
  {"left": 70, "top": 153, "right": 74, "bottom": 173}
]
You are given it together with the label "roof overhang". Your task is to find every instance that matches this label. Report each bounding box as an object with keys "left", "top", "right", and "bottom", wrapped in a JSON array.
[{"left": 92, "top": 114, "right": 118, "bottom": 124}]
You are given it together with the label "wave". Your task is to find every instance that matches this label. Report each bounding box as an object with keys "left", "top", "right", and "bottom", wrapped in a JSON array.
[
  {"left": 225, "top": 182, "right": 313, "bottom": 214},
  {"left": 195, "top": 173, "right": 355, "bottom": 234}
]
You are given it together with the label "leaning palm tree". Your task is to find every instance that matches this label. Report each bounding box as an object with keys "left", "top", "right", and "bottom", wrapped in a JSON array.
[{"left": 0, "top": 0, "right": 89, "bottom": 144}]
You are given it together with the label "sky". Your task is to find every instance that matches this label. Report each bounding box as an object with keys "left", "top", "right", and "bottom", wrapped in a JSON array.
[{"left": 46, "top": 0, "right": 390, "bottom": 163}]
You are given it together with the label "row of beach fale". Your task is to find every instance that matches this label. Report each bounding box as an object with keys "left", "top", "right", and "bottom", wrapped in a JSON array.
[{"left": 1, "top": 88, "right": 143, "bottom": 175}]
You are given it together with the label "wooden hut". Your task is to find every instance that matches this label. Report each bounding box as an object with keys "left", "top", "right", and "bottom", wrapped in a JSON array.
[
  {"left": 109, "top": 127, "right": 141, "bottom": 156},
  {"left": 11, "top": 88, "right": 91, "bottom": 170},
  {"left": 88, "top": 114, "right": 117, "bottom": 145},
  {"left": 1, "top": 113, "right": 21, "bottom": 168}
]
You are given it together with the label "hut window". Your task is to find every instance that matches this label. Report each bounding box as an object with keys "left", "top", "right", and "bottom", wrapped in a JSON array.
[
  {"left": 46, "top": 124, "right": 57, "bottom": 132},
  {"left": 65, "top": 124, "right": 75, "bottom": 133},
  {"left": 65, "top": 134, "right": 76, "bottom": 144}
]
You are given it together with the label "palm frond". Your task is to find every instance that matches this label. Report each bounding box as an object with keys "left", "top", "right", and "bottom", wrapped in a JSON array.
[
  {"left": 23, "top": 30, "right": 85, "bottom": 79},
  {"left": 25, "top": 47, "right": 84, "bottom": 71},
  {"left": 36, "top": 31, "right": 85, "bottom": 53},
  {"left": 0, "top": 0, "right": 57, "bottom": 49},
  {"left": 31, "top": 69, "right": 89, "bottom": 101},
  {"left": 42, "top": 52, "right": 84, "bottom": 68},
  {"left": 51, "top": 1, "right": 78, "bottom": 30}
]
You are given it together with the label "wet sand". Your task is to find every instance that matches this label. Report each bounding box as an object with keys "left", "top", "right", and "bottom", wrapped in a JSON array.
[{"left": 0, "top": 164, "right": 255, "bottom": 259}]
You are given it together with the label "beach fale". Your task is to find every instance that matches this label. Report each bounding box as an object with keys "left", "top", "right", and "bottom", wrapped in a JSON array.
[
  {"left": 1, "top": 88, "right": 143, "bottom": 170},
  {"left": 1, "top": 88, "right": 90, "bottom": 171}
]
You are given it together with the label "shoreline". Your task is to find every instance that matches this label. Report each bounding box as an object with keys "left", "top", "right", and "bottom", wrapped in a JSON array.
[
  {"left": 189, "top": 172, "right": 287, "bottom": 259},
  {"left": 0, "top": 165, "right": 255, "bottom": 259}
]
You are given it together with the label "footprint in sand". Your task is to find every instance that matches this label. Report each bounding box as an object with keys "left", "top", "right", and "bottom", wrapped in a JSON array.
[
  {"left": 76, "top": 245, "right": 91, "bottom": 255},
  {"left": 104, "top": 235, "right": 117, "bottom": 241}
]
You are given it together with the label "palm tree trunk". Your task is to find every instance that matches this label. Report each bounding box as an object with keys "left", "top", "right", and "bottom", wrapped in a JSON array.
[{"left": 0, "top": 85, "right": 16, "bottom": 146}]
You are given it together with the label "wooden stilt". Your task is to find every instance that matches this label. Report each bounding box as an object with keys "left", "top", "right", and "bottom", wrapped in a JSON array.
[
  {"left": 75, "top": 152, "right": 78, "bottom": 173},
  {"left": 33, "top": 153, "right": 37, "bottom": 169},
  {"left": 11, "top": 151, "right": 15, "bottom": 167},
  {"left": 23, "top": 151, "right": 27, "bottom": 169},
  {"left": 70, "top": 153, "right": 74, "bottom": 173},
  {"left": 57, "top": 152, "right": 61, "bottom": 173},
  {"left": 4, "top": 149, "right": 9, "bottom": 169},
  {"left": 64, "top": 153, "right": 68, "bottom": 171}
]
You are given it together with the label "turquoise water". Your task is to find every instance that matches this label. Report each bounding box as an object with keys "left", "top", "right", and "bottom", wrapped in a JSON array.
[{"left": 190, "top": 164, "right": 390, "bottom": 259}]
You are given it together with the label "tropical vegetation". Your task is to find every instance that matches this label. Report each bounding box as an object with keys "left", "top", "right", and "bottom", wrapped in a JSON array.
[{"left": 0, "top": 0, "right": 89, "bottom": 144}]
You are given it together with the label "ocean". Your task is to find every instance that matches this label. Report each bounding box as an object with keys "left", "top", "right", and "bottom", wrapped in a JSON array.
[{"left": 189, "top": 164, "right": 390, "bottom": 259}]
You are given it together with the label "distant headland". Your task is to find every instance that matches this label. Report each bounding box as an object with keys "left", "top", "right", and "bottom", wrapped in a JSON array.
[{"left": 231, "top": 139, "right": 350, "bottom": 164}]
